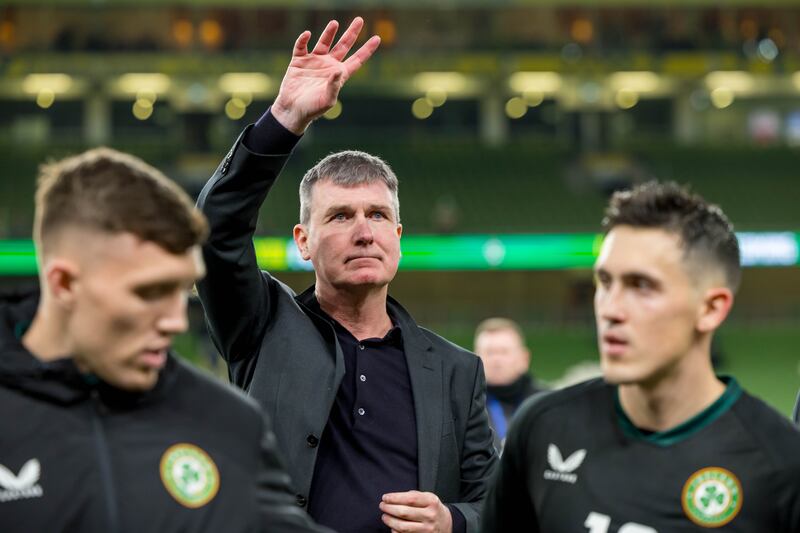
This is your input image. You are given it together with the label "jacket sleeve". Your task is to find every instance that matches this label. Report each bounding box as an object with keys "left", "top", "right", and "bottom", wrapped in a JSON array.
[
  {"left": 195, "top": 125, "right": 294, "bottom": 364},
  {"left": 479, "top": 398, "right": 539, "bottom": 533},
  {"left": 255, "top": 413, "right": 334, "bottom": 533},
  {"left": 450, "top": 360, "right": 500, "bottom": 533}
]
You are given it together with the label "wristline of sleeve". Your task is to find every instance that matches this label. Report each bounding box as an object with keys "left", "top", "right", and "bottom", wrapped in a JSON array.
[{"left": 245, "top": 106, "right": 303, "bottom": 155}]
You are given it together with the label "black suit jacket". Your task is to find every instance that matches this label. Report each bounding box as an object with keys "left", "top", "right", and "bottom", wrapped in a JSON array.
[{"left": 196, "top": 126, "right": 498, "bottom": 532}]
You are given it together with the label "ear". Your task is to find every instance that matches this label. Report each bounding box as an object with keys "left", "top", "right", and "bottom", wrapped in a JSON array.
[
  {"left": 696, "top": 287, "right": 734, "bottom": 333},
  {"left": 396, "top": 223, "right": 403, "bottom": 239},
  {"left": 43, "top": 258, "right": 80, "bottom": 310},
  {"left": 293, "top": 224, "right": 311, "bottom": 261}
]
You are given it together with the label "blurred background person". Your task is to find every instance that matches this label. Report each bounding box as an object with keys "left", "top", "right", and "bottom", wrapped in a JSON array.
[{"left": 474, "top": 317, "right": 546, "bottom": 452}]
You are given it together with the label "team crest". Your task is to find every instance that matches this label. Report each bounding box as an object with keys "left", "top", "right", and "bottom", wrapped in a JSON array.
[
  {"left": 160, "top": 443, "right": 220, "bottom": 508},
  {"left": 681, "top": 467, "right": 742, "bottom": 527}
]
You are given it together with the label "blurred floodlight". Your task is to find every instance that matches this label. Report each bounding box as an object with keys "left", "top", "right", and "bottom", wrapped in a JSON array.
[
  {"left": 578, "top": 81, "right": 602, "bottom": 104},
  {"left": 791, "top": 72, "right": 800, "bottom": 91},
  {"left": 523, "top": 90, "right": 544, "bottom": 107},
  {"left": 509, "top": 72, "right": 562, "bottom": 93},
  {"left": 233, "top": 91, "right": 252, "bottom": 106},
  {"left": 132, "top": 99, "right": 154, "bottom": 120},
  {"left": 117, "top": 73, "right": 171, "bottom": 95},
  {"left": 608, "top": 71, "right": 660, "bottom": 93},
  {"left": 412, "top": 98, "right": 433, "bottom": 119},
  {"left": 36, "top": 90, "right": 55, "bottom": 108},
  {"left": 200, "top": 19, "right": 223, "bottom": 48},
  {"left": 705, "top": 71, "right": 754, "bottom": 93},
  {"left": 23, "top": 73, "right": 73, "bottom": 94},
  {"left": 757, "top": 38, "right": 779, "bottom": 62},
  {"left": 136, "top": 90, "right": 157, "bottom": 104},
  {"left": 323, "top": 100, "right": 342, "bottom": 120},
  {"left": 413, "top": 72, "right": 469, "bottom": 95},
  {"left": 224, "top": 98, "right": 247, "bottom": 120},
  {"left": 615, "top": 89, "right": 639, "bottom": 109},
  {"left": 505, "top": 97, "right": 527, "bottom": 119},
  {"left": 374, "top": 18, "right": 397, "bottom": 46},
  {"left": 570, "top": 18, "right": 594, "bottom": 44},
  {"left": 425, "top": 88, "right": 447, "bottom": 107},
  {"left": 172, "top": 19, "right": 193, "bottom": 47},
  {"left": 710, "top": 87, "right": 735, "bottom": 109},
  {"left": 218, "top": 73, "right": 272, "bottom": 95}
]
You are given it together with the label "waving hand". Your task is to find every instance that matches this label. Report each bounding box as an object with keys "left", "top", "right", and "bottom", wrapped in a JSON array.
[{"left": 271, "top": 17, "right": 381, "bottom": 134}]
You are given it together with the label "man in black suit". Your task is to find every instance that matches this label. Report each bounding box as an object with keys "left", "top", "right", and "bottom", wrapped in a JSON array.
[{"left": 196, "top": 17, "right": 497, "bottom": 533}]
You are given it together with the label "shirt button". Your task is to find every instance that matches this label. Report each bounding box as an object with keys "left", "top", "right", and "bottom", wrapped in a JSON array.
[
  {"left": 306, "top": 434, "right": 319, "bottom": 448},
  {"left": 360, "top": 374, "right": 366, "bottom": 382},
  {"left": 296, "top": 494, "right": 307, "bottom": 507},
  {"left": 358, "top": 344, "right": 365, "bottom": 350},
  {"left": 357, "top": 407, "right": 365, "bottom": 416}
]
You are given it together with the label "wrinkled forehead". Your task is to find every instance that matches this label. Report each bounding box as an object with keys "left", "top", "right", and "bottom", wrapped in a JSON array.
[{"left": 308, "top": 178, "right": 396, "bottom": 210}]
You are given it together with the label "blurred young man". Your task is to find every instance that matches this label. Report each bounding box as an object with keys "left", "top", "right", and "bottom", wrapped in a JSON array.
[
  {"left": 0, "top": 148, "right": 327, "bottom": 532},
  {"left": 473, "top": 318, "right": 545, "bottom": 452},
  {"left": 197, "top": 18, "right": 496, "bottom": 533},
  {"left": 482, "top": 182, "right": 800, "bottom": 532}
]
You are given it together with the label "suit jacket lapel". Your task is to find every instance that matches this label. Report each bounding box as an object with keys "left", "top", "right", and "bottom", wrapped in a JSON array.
[
  {"left": 389, "top": 297, "right": 442, "bottom": 492},
  {"left": 295, "top": 286, "right": 346, "bottom": 387}
]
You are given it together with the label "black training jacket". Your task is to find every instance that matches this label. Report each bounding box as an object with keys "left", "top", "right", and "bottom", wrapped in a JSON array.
[{"left": 0, "top": 287, "right": 329, "bottom": 533}]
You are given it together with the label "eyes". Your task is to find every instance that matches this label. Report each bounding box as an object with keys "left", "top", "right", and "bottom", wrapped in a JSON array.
[
  {"left": 594, "top": 271, "right": 658, "bottom": 293},
  {"left": 330, "top": 210, "right": 388, "bottom": 222},
  {"left": 133, "top": 282, "right": 191, "bottom": 302}
]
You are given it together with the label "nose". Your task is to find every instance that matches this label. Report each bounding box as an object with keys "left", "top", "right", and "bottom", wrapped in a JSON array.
[
  {"left": 595, "top": 284, "right": 626, "bottom": 326},
  {"left": 352, "top": 214, "right": 374, "bottom": 245},
  {"left": 157, "top": 291, "right": 189, "bottom": 336}
]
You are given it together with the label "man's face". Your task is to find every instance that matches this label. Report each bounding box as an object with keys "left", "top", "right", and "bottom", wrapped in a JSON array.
[
  {"left": 294, "top": 179, "right": 402, "bottom": 293},
  {"left": 67, "top": 233, "right": 203, "bottom": 391},
  {"left": 474, "top": 328, "right": 530, "bottom": 386},
  {"left": 593, "top": 225, "right": 705, "bottom": 386}
]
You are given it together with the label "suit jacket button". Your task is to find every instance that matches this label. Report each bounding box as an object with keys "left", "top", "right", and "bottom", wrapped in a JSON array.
[
  {"left": 306, "top": 434, "right": 319, "bottom": 448},
  {"left": 296, "top": 494, "right": 307, "bottom": 507}
]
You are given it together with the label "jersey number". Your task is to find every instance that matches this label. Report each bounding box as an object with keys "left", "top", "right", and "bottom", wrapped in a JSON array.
[{"left": 585, "top": 512, "right": 657, "bottom": 533}]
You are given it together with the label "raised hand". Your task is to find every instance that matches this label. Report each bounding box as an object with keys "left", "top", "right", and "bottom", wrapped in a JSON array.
[{"left": 271, "top": 17, "right": 381, "bottom": 135}]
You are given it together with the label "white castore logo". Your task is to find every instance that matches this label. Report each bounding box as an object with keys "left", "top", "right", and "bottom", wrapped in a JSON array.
[
  {"left": 0, "top": 459, "right": 44, "bottom": 502},
  {"left": 543, "top": 444, "right": 586, "bottom": 484}
]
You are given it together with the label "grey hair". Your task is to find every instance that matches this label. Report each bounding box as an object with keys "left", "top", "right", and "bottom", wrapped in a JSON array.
[{"left": 299, "top": 150, "right": 400, "bottom": 225}]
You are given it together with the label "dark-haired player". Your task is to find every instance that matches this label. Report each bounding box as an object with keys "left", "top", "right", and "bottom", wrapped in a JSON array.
[{"left": 481, "top": 181, "right": 800, "bottom": 532}]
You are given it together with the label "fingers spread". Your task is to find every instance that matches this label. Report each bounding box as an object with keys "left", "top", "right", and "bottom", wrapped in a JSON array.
[
  {"left": 312, "top": 20, "right": 339, "bottom": 55},
  {"left": 330, "top": 16, "right": 365, "bottom": 60},
  {"left": 344, "top": 35, "right": 381, "bottom": 77},
  {"left": 293, "top": 30, "right": 311, "bottom": 57}
]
